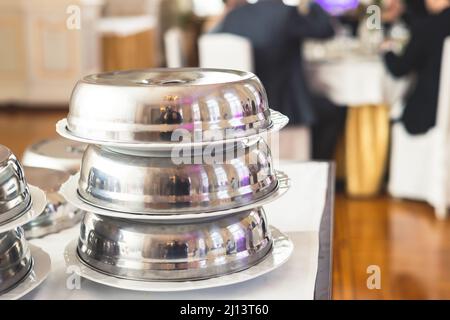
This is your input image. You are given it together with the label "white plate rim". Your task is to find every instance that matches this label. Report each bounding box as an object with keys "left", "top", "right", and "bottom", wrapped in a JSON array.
[
  {"left": 0, "top": 185, "right": 47, "bottom": 233},
  {"left": 0, "top": 244, "right": 52, "bottom": 300},
  {"left": 56, "top": 110, "right": 289, "bottom": 151},
  {"left": 59, "top": 172, "right": 290, "bottom": 220},
  {"left": 63, "top": 227, "right": 293, "bottom": 292}
]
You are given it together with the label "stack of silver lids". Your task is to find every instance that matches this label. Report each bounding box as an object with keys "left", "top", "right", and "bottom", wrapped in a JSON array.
[
  {"left": 57, "top": 68, "right": 293, "bottom": 291},
  {"left": 21, "top": 138, "right": 86, "bottom": 239},
  {"left": 0, "top": 145, "right": 51, "bottom": 299}
]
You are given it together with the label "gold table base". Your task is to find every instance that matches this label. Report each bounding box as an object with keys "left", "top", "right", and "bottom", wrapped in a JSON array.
[{"left": 341, "top": 104, "right": 390, "bottom": 197}]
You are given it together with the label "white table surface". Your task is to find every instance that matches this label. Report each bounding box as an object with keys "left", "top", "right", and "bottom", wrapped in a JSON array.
[
  {"left": 98, "top": 15, "right": 156, "bottom": 37},
  {"left": 24, "top": 162, "right": 331, "bottom": 300},
  {"left": 304, "top": 40, "right": 409, "bottom": 107}
]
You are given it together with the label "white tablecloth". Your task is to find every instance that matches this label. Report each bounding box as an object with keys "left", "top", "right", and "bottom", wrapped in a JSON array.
[
  {"left": 25, "top": 162, "right": 330, "bottom": 300},
  {"left": 304, "top": 38, "right": 410, "bottom": 107}
]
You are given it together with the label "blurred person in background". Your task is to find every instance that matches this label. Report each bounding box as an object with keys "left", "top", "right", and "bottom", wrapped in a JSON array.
[
  {"left": 212, "top": 0, "right": 346, "bottom": 159},
  {"left": 381, "top": 0, "right": 405, "bottom": 24},
  {"left": 204, "top": 0, "right": 247, "bottom": 32},
  {"left": 382, "top": 0, "right": 429, "bottom": 27},
  {"left": 158, "top": 0, "right": 200, "bottom": 66},
  {"left": 403, "top": 0, "right": 430, "bottom": 26},
  {"left": 382, "top": 0, "right": 450, "bottom": 134}
]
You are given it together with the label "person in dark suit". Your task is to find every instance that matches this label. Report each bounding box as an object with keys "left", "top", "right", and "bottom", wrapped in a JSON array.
[
  {"left": 213, "top": 0, "right": 335, "bottom": 126},
  {"left": 403, "top": 0, "right": 430, "bottom": 26},
  {"left": 213, "top": 0, "right": 346, "bottom": 159},
  {"left": 383, "top": 0, "right": 450, "bottom": 134}
]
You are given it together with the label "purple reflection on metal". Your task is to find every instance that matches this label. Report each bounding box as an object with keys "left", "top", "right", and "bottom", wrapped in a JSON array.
[{"left": 235, "top": 231, "right": 247, "bottom": 252}]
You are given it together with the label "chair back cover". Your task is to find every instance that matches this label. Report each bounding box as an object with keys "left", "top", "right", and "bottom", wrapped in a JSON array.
[
  {"left": 164, "top": 27, "right": 184, "bottom": 68},
  {"left": 198, "top": 33, "right": 254, "bottom": 72}
]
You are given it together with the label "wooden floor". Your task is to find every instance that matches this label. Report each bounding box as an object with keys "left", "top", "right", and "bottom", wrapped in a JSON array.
[
  {"left": 333, "top": 194, "right": 450, "bottom": 299},
  {"left": 0, "top": 108, "right": 64, "bottom": 157},
  {"left": 1, "top": 108, "right": 450, "bottom": 300}
]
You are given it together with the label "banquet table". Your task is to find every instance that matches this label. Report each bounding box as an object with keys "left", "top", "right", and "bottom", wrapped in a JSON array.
[
  {"left": 99, "top": 15, "right": 157, "bottom": 72},
  {"left": 22, "top": 161, "right": 335, "bottom": 300},
  {"left": 305, "top": 46, "right": 409, "bottom": 197}
]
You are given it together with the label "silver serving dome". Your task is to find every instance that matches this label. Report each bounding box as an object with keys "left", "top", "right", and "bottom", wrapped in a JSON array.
[
  {"left": 22, "top": 166, "right": 83, "bottom": 239},
  {"left": 64, "top": 68, "right": 273, "bottom": 145},
  {"left": 22, "top": 137, "right": 85, "bottom": 174},
  {"left": 0, "top": 228, "right": 33, "bottom": 293},
  {"left": 77, "top": 208, "right": 272, "bottom": 281},
  {"left": 0, "top": 145, "right": 31, "bottom": 225},
  {"left": 77, "top": 138, "right": 277, "bottom": 214}
]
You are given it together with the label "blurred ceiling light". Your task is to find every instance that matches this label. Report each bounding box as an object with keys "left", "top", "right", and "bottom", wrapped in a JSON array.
[{"left": 247, "top": 0, "right": 259, "bottom": 4}]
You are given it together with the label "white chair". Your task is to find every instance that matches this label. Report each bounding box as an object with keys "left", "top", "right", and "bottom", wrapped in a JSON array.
[
  {"left": 164, "top": 27, "right": 184, "bottom": 68},
  {"left": 198, "top": 33, "right": 254, "bottom": 71},
  {"left": 388, "top": 37, "right": 450, "bottom": 219},
  {"left": 198, "top": 33, "right": 311, "bottom": 160},
  {"left": 273, "top": 126, "right": 311, "bottom": 162}
]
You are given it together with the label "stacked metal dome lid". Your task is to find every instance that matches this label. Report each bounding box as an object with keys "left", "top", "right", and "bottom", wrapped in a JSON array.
[
  {"left": 21, "top": 138, "right": 86, "bottom": 239},
  {"left": 0, "top": 145, "right": 51, "bottom": 299},
  {"left": 56, "top": 68, "right": 289, "bottom": 150},
  {"left": 59, "top": 68, "right": 293, "bottom": 290},
  {"left": 22, "top": 138, "right": 85, "bottom": 174}
]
